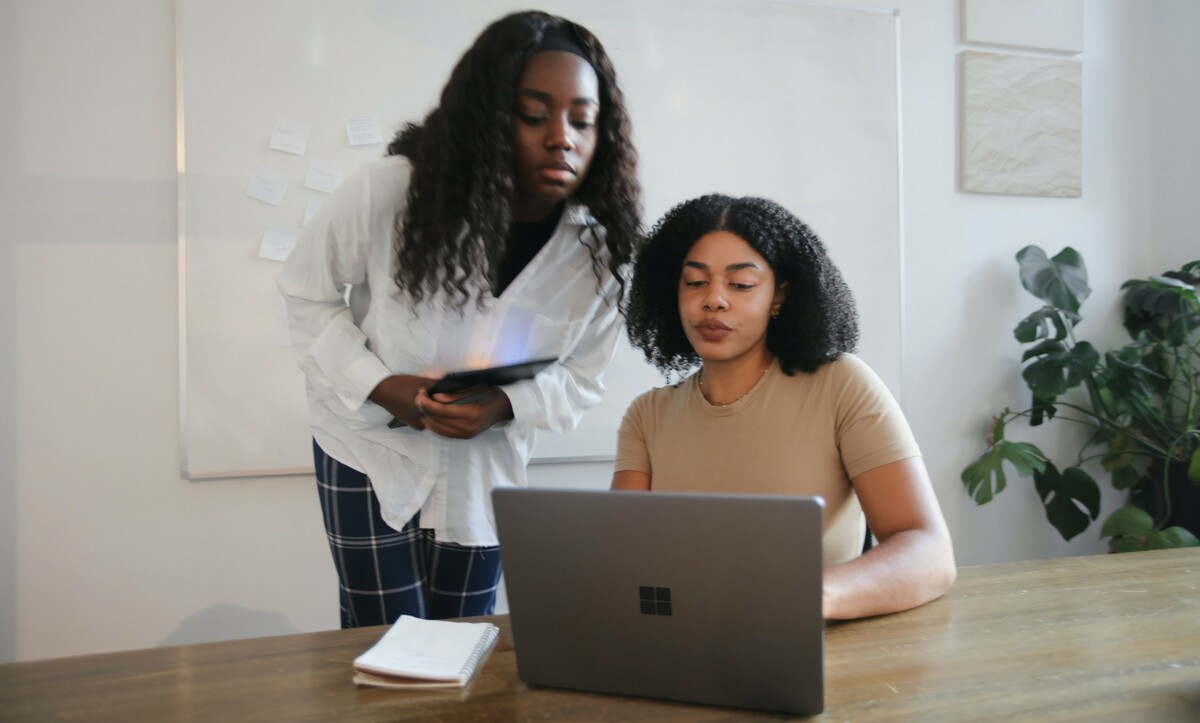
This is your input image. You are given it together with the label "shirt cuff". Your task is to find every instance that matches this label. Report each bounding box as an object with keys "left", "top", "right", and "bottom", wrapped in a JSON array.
[
  {"left": 502, "top": 379, "right": 539, "bottom": 431},
  {"left": 338, "top": 355, "right": 393, "bottom": 412}
]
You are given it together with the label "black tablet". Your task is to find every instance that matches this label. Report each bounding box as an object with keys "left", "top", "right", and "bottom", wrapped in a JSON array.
[
  {"left": 428, "top": 356, "right": 559, "bottom": 396},
  {"left": 387, "top": 357, "right": 559, "bottom": 428}
]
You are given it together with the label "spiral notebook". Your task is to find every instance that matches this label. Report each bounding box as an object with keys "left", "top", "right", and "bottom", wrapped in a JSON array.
[{"left": 353, "top": 615, "right": 499, "bottom": 689}]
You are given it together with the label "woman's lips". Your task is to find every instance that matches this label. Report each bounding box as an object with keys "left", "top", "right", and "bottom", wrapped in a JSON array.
[
  {"left": 539, "top": 169, "right": 572, "bottom": 184},
  {"left": 694, "top": 321, "right": 732, "bottom": 342},
  {"left": 538, "top": 163, "right": 575, "bottom": 184},
  {"left": 696, "top": 327, "right": 731, "bottom": 342}
]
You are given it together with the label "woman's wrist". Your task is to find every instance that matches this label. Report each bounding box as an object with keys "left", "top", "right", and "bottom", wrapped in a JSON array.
[{"left": 488, "top": 389, "right": 515, "bottom": 426}]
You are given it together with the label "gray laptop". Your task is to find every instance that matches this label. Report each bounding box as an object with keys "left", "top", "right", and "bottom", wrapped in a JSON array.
[{"left": 492, "top": 488, "right": 825, "bottom": 716}]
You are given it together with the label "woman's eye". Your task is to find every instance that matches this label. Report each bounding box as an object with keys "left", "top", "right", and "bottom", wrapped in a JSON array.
[
  {"left": 518, "top": 113, "right": 546, "bottom": 125},
  {"left": 731, "top": 283, "right": 757, "bottom": 291},
  {"left": 571, "top": 119, "right": 596, "bottom": 131},
  {"left": 683, "top": 279, "right": 705, "bottom": 288}
]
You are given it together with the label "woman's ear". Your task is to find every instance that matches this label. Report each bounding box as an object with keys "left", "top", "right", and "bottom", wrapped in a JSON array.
[{"left": 771, "top": 282, "right": 789, "bottom": 317}]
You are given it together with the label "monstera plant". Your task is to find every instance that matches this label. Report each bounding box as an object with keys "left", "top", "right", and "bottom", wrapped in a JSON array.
[{"left": 962, "top": 246, "right": 1200, "bottom": 551}]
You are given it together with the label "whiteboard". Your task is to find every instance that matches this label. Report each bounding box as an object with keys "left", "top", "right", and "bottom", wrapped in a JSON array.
[{"left": 178, "top": 0, "right": 901, "bottom": 478}]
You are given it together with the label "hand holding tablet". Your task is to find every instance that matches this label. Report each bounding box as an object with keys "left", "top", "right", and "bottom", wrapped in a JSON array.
[
  {"left": 388, "top": 357, "right": 558, "bottom": 429},
  {"left": 426, "top": 356, "right": 559, "bottom": 395}
]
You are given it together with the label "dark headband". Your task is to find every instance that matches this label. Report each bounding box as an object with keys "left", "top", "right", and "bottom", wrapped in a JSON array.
[{"left": 534, "top": 24, "right": 591, "bottom": 63}]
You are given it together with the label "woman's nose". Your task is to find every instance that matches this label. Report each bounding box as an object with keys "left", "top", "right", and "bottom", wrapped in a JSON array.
[
  {"left": 546, "top": 115, "right": 575, "bottom": 151},
  {"left": 702, "top": 287, "right": 727, "bottom": 311}
]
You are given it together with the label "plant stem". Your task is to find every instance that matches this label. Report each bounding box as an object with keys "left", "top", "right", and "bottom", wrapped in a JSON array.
[
  {"left": 1075, "top": 450, "right": 1162, "bottom": 467},
  {"left": 1121, "top": 393, "right": 1179, "bottom": 447},
  {"left": 1158, "top": 460, "right": 1174, "bottom": 532},
  {"left": 1053, "top": 401, "right": 1178, "bottom": 458},
  {"left": 1182, "top": 323, "right": 1198, "bottom": 429}
]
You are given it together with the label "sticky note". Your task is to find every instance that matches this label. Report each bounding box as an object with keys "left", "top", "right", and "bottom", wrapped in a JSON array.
[
  {"left": 246, "top": 168, "right": 289, "bottom": 206},
  {"left": 304, "top": 161, "right": 344, "bottom": 194},
  {"left": 269, "top": 119, "right": 309, "bottom": 155},
  {"left": 259, "top": 227, "right": 298, "bottom": 262},
  {"left": 346, "top": 116, "right": 384, "bottom": 146}
]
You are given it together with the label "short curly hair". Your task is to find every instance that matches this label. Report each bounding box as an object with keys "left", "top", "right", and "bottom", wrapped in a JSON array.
[
  {"left": 626, "top": 194, "right": 859, "bottom": 376},
  {"left": 388, "top": 11, "right": 640, "bottom": 309}
]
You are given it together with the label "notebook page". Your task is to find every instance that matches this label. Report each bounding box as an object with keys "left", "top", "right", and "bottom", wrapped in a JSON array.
[{"left": 353, "top": 616, "right": 498, "bottom": 684}]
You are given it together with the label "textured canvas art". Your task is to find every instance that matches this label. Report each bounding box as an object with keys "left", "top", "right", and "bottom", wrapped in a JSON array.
[{"left": 960, "top": 51, "right": 1082, "bottom": 198}]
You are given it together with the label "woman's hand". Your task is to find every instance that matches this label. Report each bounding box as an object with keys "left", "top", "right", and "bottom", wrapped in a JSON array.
[
  {"left": 416, "top": 386, "right": 515, "bottom": 439},
  {"left": 368, "top": 374, "right": 437, "bottom": 429}
]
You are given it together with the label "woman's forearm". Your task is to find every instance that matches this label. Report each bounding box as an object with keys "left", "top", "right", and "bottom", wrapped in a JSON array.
[{"left": 822, "top": 527, "right": 956, "bottom": 620}]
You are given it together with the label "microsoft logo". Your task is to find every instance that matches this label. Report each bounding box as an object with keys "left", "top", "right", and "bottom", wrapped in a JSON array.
[{"left": 639, "top": 586, "right": 672, "bottom": 616}]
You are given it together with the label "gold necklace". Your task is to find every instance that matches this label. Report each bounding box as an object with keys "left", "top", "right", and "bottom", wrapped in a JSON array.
[{"left": 698, "top": 363, "right": 772, "bottom": 406}]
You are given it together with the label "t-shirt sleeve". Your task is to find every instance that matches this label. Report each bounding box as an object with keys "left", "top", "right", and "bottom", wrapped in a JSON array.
[
  {"left": 832, "top": 356, "right": 922, "bottom": 479},
  {"left": 615, "top": 391, "right": 653, "bottom": 474}
]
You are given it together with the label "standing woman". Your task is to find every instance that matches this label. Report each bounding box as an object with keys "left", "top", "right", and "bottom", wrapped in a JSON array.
[
  {"left": 279, "top": 11, "right": 640, "bottom": 626},
  {"left": 613, "top": 195, "right": 954, "bottom": 620}
]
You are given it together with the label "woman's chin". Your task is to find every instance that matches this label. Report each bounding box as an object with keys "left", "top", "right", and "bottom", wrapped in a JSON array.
[
  {"left": 689, "top": 341, "right": 740, "bottom": 364},
  {"left": 688, "top": 337, "right": 770, "bottom": 367}
]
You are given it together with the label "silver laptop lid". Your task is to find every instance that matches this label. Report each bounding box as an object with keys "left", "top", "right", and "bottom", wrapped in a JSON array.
[{"left": 493, "top": 488, "right": 825, "bottom": 716}]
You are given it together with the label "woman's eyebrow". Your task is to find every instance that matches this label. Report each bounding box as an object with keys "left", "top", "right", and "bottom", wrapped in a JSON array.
[
  {"left": 516, "top": 88, "right": 599, "bottom": 107},
  {"left": 683, "top": 260, "right": 761, "bottom": 271}
]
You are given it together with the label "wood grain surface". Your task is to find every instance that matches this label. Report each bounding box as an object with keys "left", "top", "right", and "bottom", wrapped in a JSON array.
[{"left": 3, "top": 549, "right": 1199, "bottom": 721}]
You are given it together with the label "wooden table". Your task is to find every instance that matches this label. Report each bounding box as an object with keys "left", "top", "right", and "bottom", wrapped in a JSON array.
[{"left": 3, "top": 549, "right": 1200, "bottom": 721}]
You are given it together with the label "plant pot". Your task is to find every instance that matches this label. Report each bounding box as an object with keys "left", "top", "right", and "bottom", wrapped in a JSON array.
[{"left": 1130, "top": 459, "right": 1200, "bottom": 537}]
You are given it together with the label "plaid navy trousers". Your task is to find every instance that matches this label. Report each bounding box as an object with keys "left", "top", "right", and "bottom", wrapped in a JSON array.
[{"left": 312, "top": 441, "right": 503, "bottom": 628}]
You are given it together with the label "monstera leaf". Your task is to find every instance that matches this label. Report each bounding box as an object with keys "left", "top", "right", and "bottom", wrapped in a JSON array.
[
  {"left": 1032, "top": 464, "right": 1100, "bottom": 541},
  {"left": 1013, "top": 306, "right": 1080, "bottom": 344},
  {"left": 1100, "top": 506, "right": 1200, "bottom": 551},
  {"left": 1017, "top": 245, "right": 1091, "bottom": 313},
  {"left": 1100, "top": 434, "right": 1140, "bottom": 477},
  {"left": 962, "top": 440, "right": 1048, "bottom": 505},
  {"left": 1122, "top": 273, "right": 1200, "bottom": 344},
  {"left": 1020, "top": 340, "right": 1098, "bottom": 402},
  {"left": 1103, "top": 343, "right": 1164, "bottom": 399}
]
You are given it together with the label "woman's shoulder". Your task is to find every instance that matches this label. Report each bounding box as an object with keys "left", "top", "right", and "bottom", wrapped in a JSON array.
[
  {"left": 826, "top": 353, "right": 874, "bottom": 377},
  {"left": 796, "top": 353, "right": 874, "bottom": 381},
  {"left": 324, "top": 155, "right": 412, "bottom": 222},
  {"left": 804, "top": 353, "right": 899, "bottom": 408},
  {"left": 364, "top": 155, "right": 414, "bottom": 192},
  {"left": 776, "top": 354, "right": 885, "bottom": 396},
  {"left": 323, "top": 155, "right": 411, "bottom": 205},
  {"left": 626, "top": 374, "right": 694, "bottom": 416}
]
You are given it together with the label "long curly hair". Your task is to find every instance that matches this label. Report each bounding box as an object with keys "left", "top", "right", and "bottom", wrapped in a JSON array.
[
  {"left": 627, "top": 194, "right": 859, "bottom": 376},
  {"left": 387, "top": 11, "right": 641, "bottom": 308}
]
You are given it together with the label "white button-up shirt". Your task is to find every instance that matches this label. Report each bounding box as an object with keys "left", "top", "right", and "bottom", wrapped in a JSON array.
[{"left": 278, "top": 156, "right": 623, "bottom": 545}]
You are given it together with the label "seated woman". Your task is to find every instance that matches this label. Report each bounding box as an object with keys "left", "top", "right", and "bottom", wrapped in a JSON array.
[{"left": 613, "top": 194, "right": 955, "bottom": 620}]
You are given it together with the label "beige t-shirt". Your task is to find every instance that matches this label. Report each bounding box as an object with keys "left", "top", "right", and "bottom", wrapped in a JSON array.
[{"left": 616, "top": 354, "right": 921, "bottom": 567}]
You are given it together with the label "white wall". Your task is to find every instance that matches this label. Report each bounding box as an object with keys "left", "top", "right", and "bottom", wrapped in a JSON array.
[
  {"left": 1147, "top": 0, "right": 1200, "bottom": 272},
  {"left": 0, "top": 0, "right": 1189, "bottom": 663},
  {"left": 903, "top": 0, "right": 1155, "bottom": 565}
]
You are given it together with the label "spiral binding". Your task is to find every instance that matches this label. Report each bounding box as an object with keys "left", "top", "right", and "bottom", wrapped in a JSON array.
[{"left": 460, "top": 625, "right": 500, "bottom": 681}]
